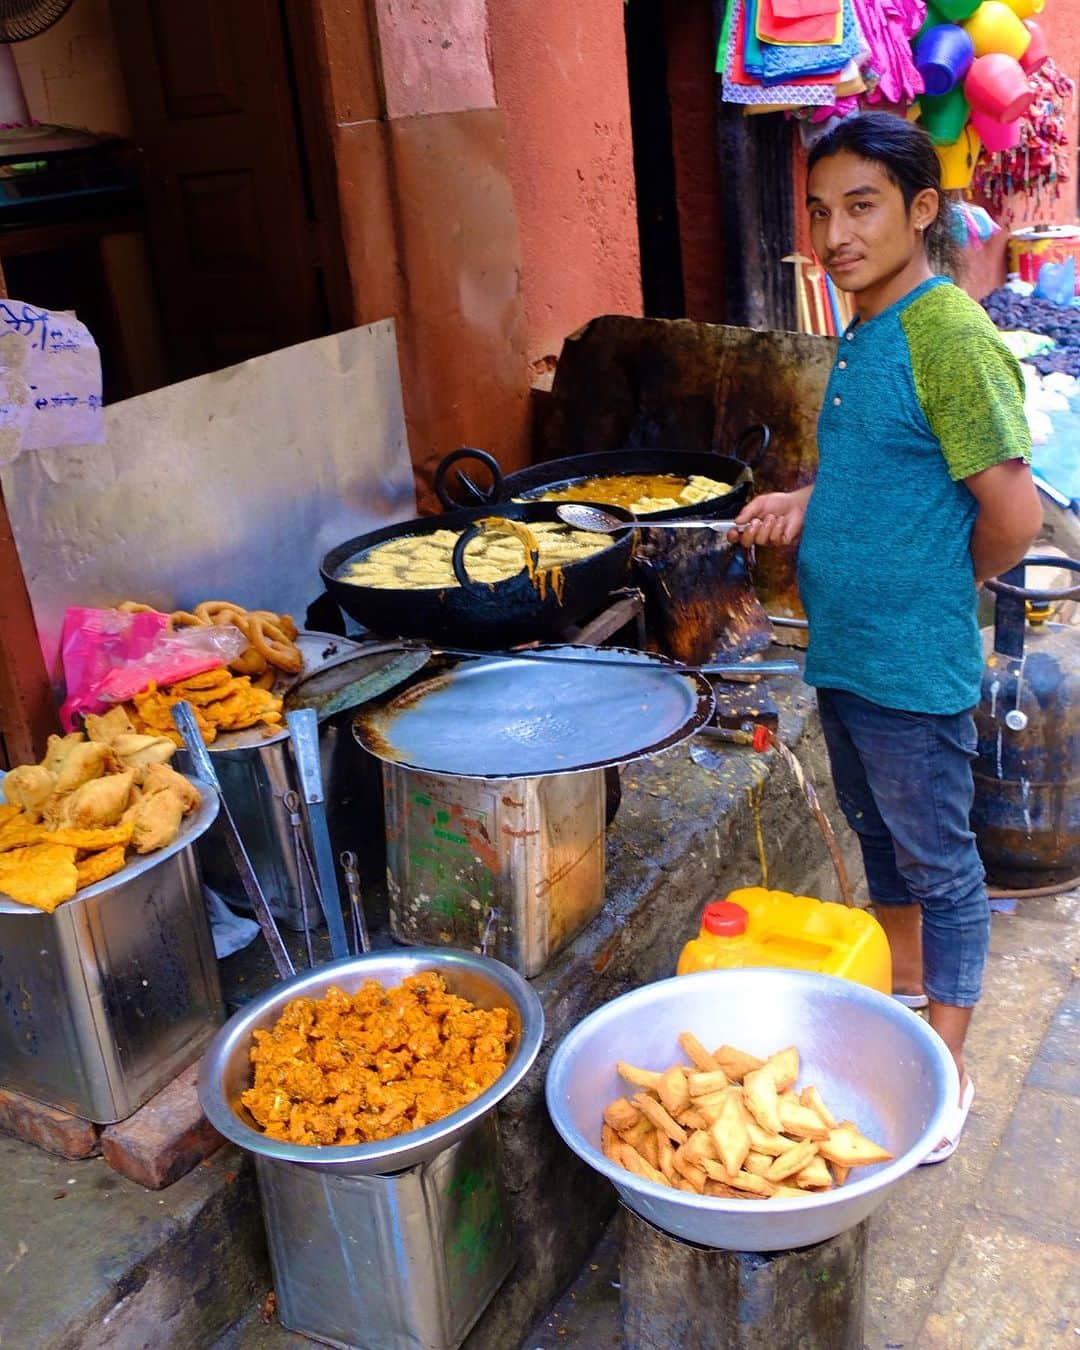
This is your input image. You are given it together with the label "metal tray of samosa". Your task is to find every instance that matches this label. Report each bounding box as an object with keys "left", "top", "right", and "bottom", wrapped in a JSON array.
[{"left": 0, "top": 772, "right": 219, "bottom": 915}]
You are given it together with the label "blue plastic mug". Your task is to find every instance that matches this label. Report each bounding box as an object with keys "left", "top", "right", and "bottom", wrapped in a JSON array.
[{"left": 915, "top": 23, "right": 976, "bottom": 95}]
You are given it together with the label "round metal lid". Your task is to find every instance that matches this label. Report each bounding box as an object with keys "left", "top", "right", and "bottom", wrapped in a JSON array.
[{"left": 353, "top": 646, "right": 715, "bottom": 779}]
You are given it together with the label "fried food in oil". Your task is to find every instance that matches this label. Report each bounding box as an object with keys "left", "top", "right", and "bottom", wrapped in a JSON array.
[
  {"left": 241, "top": 973, "right": 513, "bottom": 1147},
  {"left": 602, "top": 1035, "right": 892, "bottom": 1201},
  {"left": 0, "top": 843, "right": 78, "bottom": 913}
]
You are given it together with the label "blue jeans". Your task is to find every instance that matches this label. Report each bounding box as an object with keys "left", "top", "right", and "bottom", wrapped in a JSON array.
[{"left": 817, "top": 688, "right": 990, "bottom": 1008}]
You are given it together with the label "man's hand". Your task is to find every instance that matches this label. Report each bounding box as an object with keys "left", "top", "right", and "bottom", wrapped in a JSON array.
[
  {"left": 966, "top": 460, "right": 1043, "bottom": 586},
  {"left": 730, "top": 485, "right": 813, "bottom": 547}
]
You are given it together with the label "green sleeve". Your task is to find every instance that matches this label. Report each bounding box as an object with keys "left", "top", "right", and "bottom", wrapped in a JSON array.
[{"left": 903, "top": 300, "right": 1032, "bottom": 482}]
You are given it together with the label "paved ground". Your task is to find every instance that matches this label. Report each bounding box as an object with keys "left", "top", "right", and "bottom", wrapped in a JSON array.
[{"left": 520, "top": 889, "right": 1080, "bottom": 1350}]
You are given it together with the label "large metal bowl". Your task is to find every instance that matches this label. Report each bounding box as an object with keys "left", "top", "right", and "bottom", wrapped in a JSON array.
[
  {"left": 546, "top": 969, "right": 957, "bottom": 1251},
  {"left": 199, "top": 948, "right": 544, "bottom": 1175}
]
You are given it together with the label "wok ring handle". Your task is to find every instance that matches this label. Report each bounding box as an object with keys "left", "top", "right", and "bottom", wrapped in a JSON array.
[
  {"left": 451, "top": 521, "right": 541, "bottom": 595},
  {"left": 729, "top": 423, "right": 772, "bottom": 467},
  {"left": 985, "top": 553, "right": 1080, "bottom": 603},
  {"left": 434, "top": 447, "right": 505, "bottom": 509}
]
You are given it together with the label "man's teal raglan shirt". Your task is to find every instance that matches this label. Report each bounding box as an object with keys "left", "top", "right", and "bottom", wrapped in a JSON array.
[{"left": 797, "top": 276, "right": 1032, "bottom": 715}]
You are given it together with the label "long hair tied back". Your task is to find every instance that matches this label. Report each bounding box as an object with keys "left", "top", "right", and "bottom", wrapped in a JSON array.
[{"left": 807, "top": 113, "right": 960, "bottom": 277}]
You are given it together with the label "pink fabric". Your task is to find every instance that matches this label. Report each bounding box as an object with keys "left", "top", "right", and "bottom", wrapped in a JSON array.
[
  {"left": 813, "top": 0, "right": 924, "bottom": 120},
  {"left": 856, "top": 0, "right": 926, "bottom": 105}
]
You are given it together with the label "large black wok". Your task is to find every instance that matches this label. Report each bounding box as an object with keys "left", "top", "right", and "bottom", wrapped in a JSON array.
[
  {"left": 320, "top": 502, "right": 636, "bottom": 648},
  {"left": 433, "top": 432, "right": 767, "bottom": 522}
]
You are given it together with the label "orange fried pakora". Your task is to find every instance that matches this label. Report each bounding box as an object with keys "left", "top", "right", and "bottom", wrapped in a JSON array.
[{"left": 241, "top": 973, "right": 513, "bottom": 1147}]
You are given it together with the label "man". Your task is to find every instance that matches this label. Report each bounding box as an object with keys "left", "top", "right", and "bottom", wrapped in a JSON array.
[{"left": 733, "top": 113, "right": 1042, "bottom": 1161}]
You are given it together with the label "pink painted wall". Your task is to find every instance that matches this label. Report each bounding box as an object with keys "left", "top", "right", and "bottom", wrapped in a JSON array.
[
  {"left": 374, "top": 0, "right": 496, "bottom": 118},
  {"left": 487, "top": 0, "right": 643, "bottom": 372},
  {"left": 665, "top": 0, "right": 727, "bottom": 322}
]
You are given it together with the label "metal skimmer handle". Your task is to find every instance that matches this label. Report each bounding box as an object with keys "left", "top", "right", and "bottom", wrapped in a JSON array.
[{"left": 171, "top": 701, "right": 294, "bottom": 979}]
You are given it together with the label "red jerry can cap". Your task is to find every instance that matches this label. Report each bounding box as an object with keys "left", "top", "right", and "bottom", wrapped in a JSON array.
[{"left": 701, "top": 901, "right": 749, "bottom": 936}]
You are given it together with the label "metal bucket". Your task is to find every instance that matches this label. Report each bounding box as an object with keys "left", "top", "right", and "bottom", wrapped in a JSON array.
[
  {"left": 383, "top": 765, "right": 607, "bottom": 978},
  {"left": 0, "top": 779, "right": 222, "bottom": 1123},
  {"left": 199, "top": 950, "right": 544, "bottom": 1350},
  {"left": 189, "top": 632, "right": 366, "bottom": 931}
]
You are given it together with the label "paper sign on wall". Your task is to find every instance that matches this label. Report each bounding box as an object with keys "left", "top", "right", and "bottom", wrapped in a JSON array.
[{"left": 0, "top": 300, "right": 104, "bottom": 465}]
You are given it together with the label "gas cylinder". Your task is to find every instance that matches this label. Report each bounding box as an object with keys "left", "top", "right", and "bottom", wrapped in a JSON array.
[{"left": 972, "top": 555, "right": 1080, "bottom": 888}]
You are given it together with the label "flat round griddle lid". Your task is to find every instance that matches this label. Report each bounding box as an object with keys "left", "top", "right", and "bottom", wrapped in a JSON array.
[{"left": 352, "top": 646, "right": 715, "bottom": 778}]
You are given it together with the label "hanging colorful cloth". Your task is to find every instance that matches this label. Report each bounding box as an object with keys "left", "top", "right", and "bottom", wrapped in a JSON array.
[{"left": 852, "top": 0, "right": 926, "bottom": 105}]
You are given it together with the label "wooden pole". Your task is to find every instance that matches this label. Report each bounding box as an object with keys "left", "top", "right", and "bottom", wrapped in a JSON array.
[{"left": 0, "top": 483, "right": 57, "bottom": 769}]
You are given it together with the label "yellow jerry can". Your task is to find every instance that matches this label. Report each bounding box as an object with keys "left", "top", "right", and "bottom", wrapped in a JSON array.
[{"left": 676, "top": 887, "right": 892, "bottom": 993}]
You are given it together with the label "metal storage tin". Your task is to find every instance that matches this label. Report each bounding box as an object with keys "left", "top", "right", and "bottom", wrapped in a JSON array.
[
  {"left": 257, "top": 1116, "right": 512, "bottom": 1350},
  {"left": 198, "top": 950, "right": 544, "bottom": 1350},
  {"left": 192, "top": 633, "right": 364, "bottom": 932},
  {"left": 0, "top": 780, "right": 222, "bottom": 1123},
  {"left": 383, "top": 765, "right": 607, "bottom": 978}
]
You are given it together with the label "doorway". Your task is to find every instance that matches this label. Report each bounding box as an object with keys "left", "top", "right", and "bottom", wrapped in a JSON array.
[{"left": 0, "top": 0, "right": 350, "bottom": 397}]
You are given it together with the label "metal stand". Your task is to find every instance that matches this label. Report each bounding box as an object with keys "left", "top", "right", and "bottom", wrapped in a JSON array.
[{"left": 618, "top": 1207, "right": 868, "bottom": 1350}]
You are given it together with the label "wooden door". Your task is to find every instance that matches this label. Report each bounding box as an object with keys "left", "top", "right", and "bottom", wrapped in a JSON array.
[{"left": 112, "top": 0, "right": 331, "bottom": 379}]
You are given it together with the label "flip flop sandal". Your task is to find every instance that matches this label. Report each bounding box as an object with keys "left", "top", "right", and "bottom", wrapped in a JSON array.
[
  {"left": 893, "top": 992, "right": 930, "bottom": 1010},
  {"left": 920, "top": 1077, "right": 975, "bottom": 1165}
]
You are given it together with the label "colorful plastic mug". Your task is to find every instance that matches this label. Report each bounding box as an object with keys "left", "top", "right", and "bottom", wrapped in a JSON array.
[
  {"left": 916, "top": 2, "right": 948, "bottom": 39},
  {"left": 1019, "top": 19, "right": 1048, "bottom": 74},
  {"left": 963, "top": 1, "right": 1032, "bottom": 59},
  {"left": 936, "top": 125, "right": 983, "bottom": 190},
  {"left": 1000, "top": 0, "right": 1044, "bottom": 17},
  {"left": 965, "top": 53, "right": 1035, "bottom": 122},
  {"left": 936, "top": 0, "right": 981, "bottom": 18},
  {"left": 915, "top": 25, "right": 976, "bottom": 95},
  {"left": 970, "top": 109, "right": 1022, "bottom": 151},
  {"left": 919, "top": 86, "right": 972, "bottom": 145}
]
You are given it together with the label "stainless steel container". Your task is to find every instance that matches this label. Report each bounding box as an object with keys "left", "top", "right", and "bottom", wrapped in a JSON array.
[
  {"left": 256, "top": 1115, "right": 511, "bottom": 1350},
  {"left": 199, "top": 950, "right": 544, "bottom": 1350},
  {"left": 383, "top": 765, "right": 606, "bottom": 978},
  {"left": 546, "top": 969, "right": 958, "bottom": 1252},
  {"left": 192, "top": 632, "right": 364, "bottom": 931},
  {"left": 0, "top": 780, "right": 223, "bottom": 1123}
]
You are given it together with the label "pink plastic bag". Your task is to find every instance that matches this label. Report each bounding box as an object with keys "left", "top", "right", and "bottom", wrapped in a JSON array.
[{"left": 58, "top": 607, "right": 248, "bottom": 730}]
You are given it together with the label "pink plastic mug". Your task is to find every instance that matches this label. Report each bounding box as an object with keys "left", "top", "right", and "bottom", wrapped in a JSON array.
[{"left": 965, "top": 53, "right": 1034, "bottom": 122}]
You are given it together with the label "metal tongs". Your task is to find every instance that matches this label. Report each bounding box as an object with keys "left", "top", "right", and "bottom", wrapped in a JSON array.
[
  {"left": 173, "top": 701, "right": 295, "bottom": 980},
  {"left": 286, "top": 708, "right": 351, "bottom": 962}
]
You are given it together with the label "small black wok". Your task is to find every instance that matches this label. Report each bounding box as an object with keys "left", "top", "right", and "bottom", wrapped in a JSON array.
[
  {"left": 433, "top": 433, "right": 767, "bottom": 522},
  {"left": 320, "top": 502, "right": 636, "bottom": 648}
]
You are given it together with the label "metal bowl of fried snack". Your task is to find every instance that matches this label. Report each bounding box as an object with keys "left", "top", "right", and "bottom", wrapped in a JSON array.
[
  {"left": 546, "top": 969, "right": 958, "bottom": 1251},
  {"left": 199, "top": 949, "right": 545, "bottom": 1175}
]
